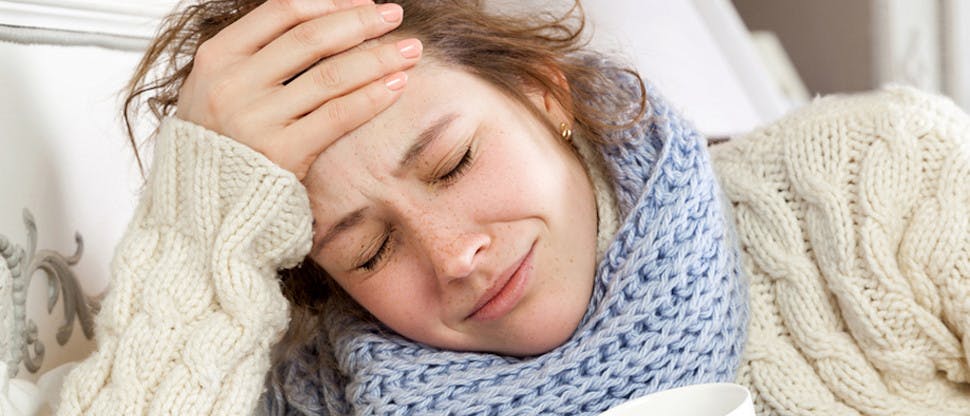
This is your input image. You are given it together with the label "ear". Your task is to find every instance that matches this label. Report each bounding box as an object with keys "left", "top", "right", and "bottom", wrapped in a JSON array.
[{"left": 525, "top": 69, "right": 572, "bottom": 126}]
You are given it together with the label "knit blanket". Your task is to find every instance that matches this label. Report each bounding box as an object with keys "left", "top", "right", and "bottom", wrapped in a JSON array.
[
  {"left": 711, "top": 87, "right": 970, "bottom": 416},
  {"left": 263, "top": 74, "right": 749, "bottom": 414}
]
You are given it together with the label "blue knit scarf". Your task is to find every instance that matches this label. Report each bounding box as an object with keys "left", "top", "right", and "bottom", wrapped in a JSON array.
[{"left": 262, "top": 69, "right": 749, "bottom": 415}]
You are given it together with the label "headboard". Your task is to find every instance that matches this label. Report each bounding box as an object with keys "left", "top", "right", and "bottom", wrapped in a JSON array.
[{"left": 0, "top": 0, "right": 166, "bottom": 387}]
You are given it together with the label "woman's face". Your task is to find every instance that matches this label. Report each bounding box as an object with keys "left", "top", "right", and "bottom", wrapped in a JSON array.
[{"left": 304, "top": 62, "right": 598, "bottom": 356}]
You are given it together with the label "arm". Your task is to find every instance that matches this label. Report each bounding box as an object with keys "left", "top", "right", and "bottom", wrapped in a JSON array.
[
  {"left": 56, "top": 117, "right": 311, "bottom": 415},
  {"left": 58, "top": 0, "right": 421, "bottom": 411},
  {"left": 714, "top": 86, "right": 970, "bottom": 415}
]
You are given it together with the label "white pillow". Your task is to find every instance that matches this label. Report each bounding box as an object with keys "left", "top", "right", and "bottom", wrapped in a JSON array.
[{"left": 0, "top": 362, "right": 42, "bottom": 416}]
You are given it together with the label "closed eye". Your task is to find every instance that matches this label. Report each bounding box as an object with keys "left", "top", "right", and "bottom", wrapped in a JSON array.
[
  {"left": 434, "top": 145, "right": 474, "bottom": 186},
  {"left": 356, "top": 143, "right": 475, "bottom": 272},
  {"left": 357, "top": 227, "right": 394, "bottom": 272}
]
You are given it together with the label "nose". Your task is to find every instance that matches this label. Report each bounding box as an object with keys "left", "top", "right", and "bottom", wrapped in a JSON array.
[
  {"left": 430, "top": 233, "right": 490, "bottom": 283},
  {"left": 421, "top": 222, "right": 490, "bottom": 284}
]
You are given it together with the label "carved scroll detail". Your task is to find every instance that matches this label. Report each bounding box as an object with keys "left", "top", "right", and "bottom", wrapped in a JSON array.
[{"left": 1, "top": 209, "right": 94, "bottom": 378}]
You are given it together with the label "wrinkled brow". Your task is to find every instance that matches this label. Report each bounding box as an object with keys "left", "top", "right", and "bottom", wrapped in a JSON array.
[
  {"left": 395, "top": 112, "right": 460, "bottom": 175},
  {"left": 311, "top": 112, "right": 459, "bottom": 256},
  {"left": 312, "top": 207, "right": 367, "bottom": 257}
]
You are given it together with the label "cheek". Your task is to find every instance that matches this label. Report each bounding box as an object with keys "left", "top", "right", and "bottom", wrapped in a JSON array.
[
  {"left": 336, "top": 254, "right": 442, "bottom": 335},
  {"left": 465, "top": 139, "right": 571, "bottom": 221}
]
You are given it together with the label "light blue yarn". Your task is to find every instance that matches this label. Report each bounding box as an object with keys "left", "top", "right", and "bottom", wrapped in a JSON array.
[{"left": 263, "top": 66, "right": 749, "bottom": 416}]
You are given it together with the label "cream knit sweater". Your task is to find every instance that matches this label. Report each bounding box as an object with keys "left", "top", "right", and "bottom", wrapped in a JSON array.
[
  {"left": 56, "top": 87, "right": 969, "bottom": 415},
  {"left": 56, "top": 118, "right": 313, "bottom": 414},
  {"left": 712, "top": 87, "right": 970, "bottom": 415}
]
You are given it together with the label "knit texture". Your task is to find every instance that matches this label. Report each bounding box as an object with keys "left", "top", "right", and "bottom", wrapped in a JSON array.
[
  {"left": 712, "top": 87, "right": 970, "bottom": 415},
  {"left": 55, "top": 117, "right": 313, "bottom": 415},
  {"left": 262, "top": 76, "right": 749, "bottom": 415}
]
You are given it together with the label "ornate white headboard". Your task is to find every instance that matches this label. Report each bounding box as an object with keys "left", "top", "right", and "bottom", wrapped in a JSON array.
[
  {"left": 1, "top": 210, "right": 94, "bottom": 379},
  {"left": 0, "top": 0, "right": 172, "bottom": 390}
]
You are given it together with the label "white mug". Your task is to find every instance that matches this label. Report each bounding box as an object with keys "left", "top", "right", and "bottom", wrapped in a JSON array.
[{"left": 598, "top": 383, "right": 755, "bottom": 416}]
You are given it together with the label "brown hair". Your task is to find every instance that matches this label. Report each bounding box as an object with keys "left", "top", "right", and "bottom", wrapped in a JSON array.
[{"left": 121, "top": 0, "right": 645, "bottom": 381}]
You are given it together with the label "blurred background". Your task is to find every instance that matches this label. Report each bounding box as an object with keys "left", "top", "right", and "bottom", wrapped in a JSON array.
[
  {"left": 734, "top": 0, "right": 968, "bottom": 110},
  {"left": 491, "top": 0, "right": 970, "bottom": 137},
  {"left": 0, "top": 0, "right": 967, "bottom": 412}
]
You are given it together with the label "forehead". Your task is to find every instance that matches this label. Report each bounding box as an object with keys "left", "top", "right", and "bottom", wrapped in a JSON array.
[
  {"left": 328, "top": 63, "right": 485, "bottom": 159},
  {"left": 302, "top": 62, "right": 500, "bottom": 203},
  {"left": 352, "top": 62, "right": 471, "bottom": 143}
]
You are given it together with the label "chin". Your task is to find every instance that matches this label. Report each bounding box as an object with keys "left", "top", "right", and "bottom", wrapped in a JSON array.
[
  {"left": 513, "top": 334, "right": 574, "bottom": 357},
  {"left": 491, "top": 269, "right": 595, "bottom": 356},
  {"left": 495, "top": 305, "right": 588, "bottom": 357}
]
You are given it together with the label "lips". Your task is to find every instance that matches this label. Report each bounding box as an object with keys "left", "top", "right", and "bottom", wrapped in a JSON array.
[{"left": 467, "top": 241, "right": 536, "bottom": 321}]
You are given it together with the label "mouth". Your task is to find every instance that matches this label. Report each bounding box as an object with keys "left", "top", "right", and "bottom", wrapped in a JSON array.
[{"left": 467, "top": 240, "right": 536, "bottom": 322}]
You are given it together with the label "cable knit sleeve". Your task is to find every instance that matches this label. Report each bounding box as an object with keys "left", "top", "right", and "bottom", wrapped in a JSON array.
[
  {"left": 714, "top": 87, "right": 970, "bottom": 415},
  {"left": 55, "top": 117, "right": 313, "bottom": 415}
]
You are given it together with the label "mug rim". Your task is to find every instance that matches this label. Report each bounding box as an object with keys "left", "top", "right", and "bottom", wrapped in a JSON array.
[{"left": 598, "top": 382, "right": 752, "bottom": 416}]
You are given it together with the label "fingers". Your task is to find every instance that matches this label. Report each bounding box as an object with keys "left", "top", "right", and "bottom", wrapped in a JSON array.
[
  {"left": 207, "top": 0, "right": 373, "bottom": 56},
  {"left": 255, "top": 38, "right": 422, "bottom": 122},
  {"left": 282, "top": 73, "right": 408, "bottom": 171},
  {"left": 178, "top": 0, "right": 418, "bottom": 180},
  {"left": 245, "top": 3, "right": 403, "bottom": 86}
]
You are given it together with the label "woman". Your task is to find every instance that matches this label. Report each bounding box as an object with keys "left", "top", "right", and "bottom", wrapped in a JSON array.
[{"left": 56, "top": 0, "right": 970, "bottom": 415}]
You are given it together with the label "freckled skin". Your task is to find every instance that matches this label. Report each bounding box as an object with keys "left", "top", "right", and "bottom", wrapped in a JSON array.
[{"left": 303, "top": 62, "right": 598, "bottom": 356}]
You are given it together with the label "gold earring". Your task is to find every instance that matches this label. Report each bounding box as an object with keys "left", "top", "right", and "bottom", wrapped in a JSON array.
[{"left": 559, "top": 122, "right": 573, "bottom": 142}]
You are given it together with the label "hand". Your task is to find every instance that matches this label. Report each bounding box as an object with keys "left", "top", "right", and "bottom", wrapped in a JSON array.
[{"left": 175, "top": 0, "right": 421, "bottom": 180}]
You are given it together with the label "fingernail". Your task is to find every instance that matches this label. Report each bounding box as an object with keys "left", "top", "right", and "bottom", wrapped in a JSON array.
[
  {"left": 397, "top": 38, "right": 422, "bottom": 59},
  {"left": 384, "top": 72, "right": 407, "bottom": 91},
  {"left": 377, "top": 3, "right": 402, "bottom": 23}
]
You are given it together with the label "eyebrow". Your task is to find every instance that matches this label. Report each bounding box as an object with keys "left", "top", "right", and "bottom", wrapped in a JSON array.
[
  {"left": 395, "top": 112, "right": 460, "bottom": 175},
  {"left": 311, "top": 113, "right": 460, "bottom": 256},
  {"left": 312, "top": 207, "right": 367, "bottom": 257}
]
